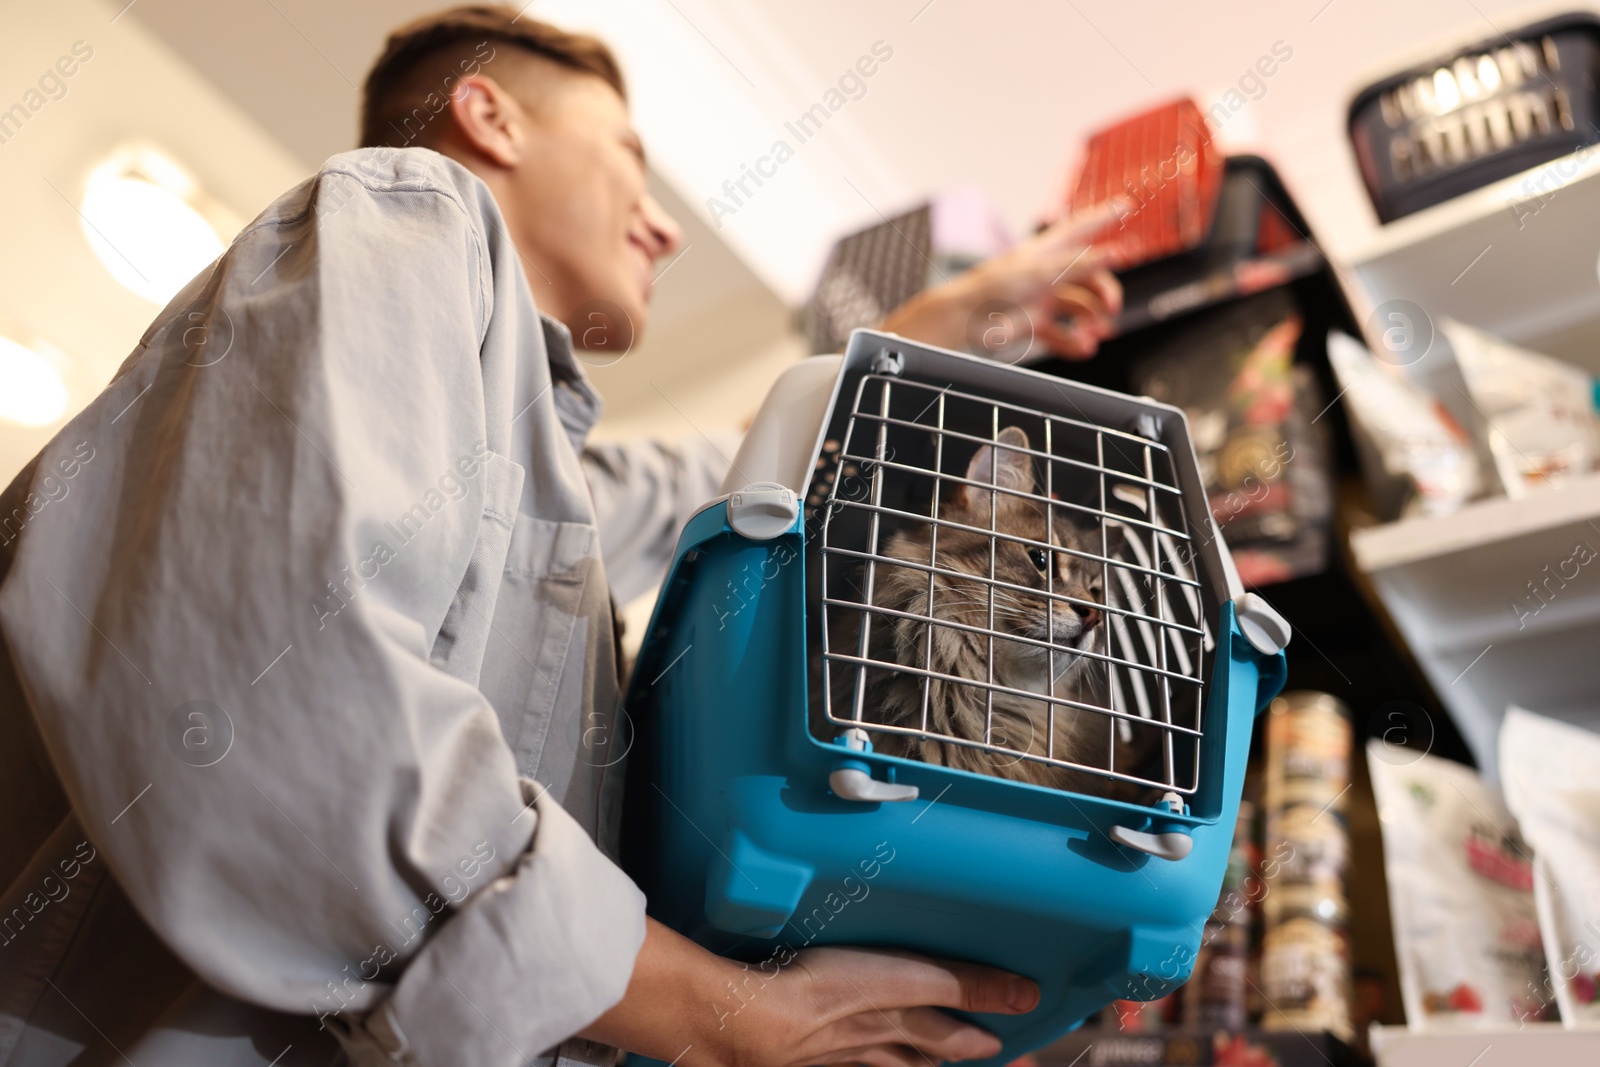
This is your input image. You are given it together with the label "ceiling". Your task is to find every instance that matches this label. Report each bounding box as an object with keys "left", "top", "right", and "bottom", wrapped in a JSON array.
[
  {"left": 122, "top": 0, "right": 1587, "bottom": 295},
  {"left": 0, "top": 0, "right": 307, "bottom": 484},
  {"left": 2, "top": 0, "right": 1588, "bottom": 478}
]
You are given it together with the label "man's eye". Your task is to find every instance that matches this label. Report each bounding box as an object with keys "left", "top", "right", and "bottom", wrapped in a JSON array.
[{"left": 1028, "top": 548, "right": 1049, "bottom": 573}]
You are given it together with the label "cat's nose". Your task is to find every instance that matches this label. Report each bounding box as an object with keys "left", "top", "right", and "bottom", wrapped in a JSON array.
[{"left": 1076, "top": 605, "right": 1101, "bottom": 630}]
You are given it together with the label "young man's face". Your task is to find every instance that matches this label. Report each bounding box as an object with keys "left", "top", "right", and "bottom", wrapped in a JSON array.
[{"left": 504, "top": 75, "right": 681, "bottom": 348}]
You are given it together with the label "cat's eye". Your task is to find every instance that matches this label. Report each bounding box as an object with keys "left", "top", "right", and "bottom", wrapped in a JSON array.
[{"left": 1027, "top": 547, "right": 1049, "bottom": 573}]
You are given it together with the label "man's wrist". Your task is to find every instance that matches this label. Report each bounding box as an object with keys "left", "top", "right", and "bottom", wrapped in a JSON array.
[
  {"left": 880, "top": 270, "right": 989, "bottom": 351},
  {"left": 580, "top": 918, "right": 749, "bottom": 1067},
  {"left": 684, "top": 946, "right": 749, "bottom": 1067}
]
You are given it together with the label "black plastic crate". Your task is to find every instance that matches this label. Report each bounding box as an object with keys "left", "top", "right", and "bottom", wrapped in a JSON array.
[{"left": 1350, "top": 12, "right": 1600, "bottom": 223}]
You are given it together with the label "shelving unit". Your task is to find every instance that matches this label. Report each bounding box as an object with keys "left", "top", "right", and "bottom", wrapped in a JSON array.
[
  {"left": 1344, "top": 145, "right": 1600, "bottom": 779},
  {"left": 1346, "top": 147, "right": 1600, "bottom": 373},
  {"left": 1349, "top": 471, "right": 1600, "bottom": 778},
  {"left": 1037, "top": 1027, "right": 1362, "bottom": 1067}
]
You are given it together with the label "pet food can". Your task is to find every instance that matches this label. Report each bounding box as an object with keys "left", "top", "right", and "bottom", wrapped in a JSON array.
[
  {"left": 1264, "top": 692, "right": 1351, "bottom": 809},
  {"left": 1264, "top": 693, "right": 1350, "bottom": 894},
  {"left": 1261, "top": 693, "right": 1351, "bottom": 1037},
  {"left": 1260, "top": 886, "right": 1353, "bottom": 1039}
]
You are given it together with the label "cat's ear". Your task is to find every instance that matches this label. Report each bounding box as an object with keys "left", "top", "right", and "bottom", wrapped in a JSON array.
[{"left": 956, "top": 426, "right": 1034, "bottom": 514}]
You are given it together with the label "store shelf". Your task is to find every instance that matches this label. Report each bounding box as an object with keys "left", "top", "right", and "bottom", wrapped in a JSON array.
[
  {"left": 1348, "top": 474, "right": 1600, "bottom": 778},
  {"left": 1341, "top": 136, "right": 1600, "bottom": 778},
  {"left": 1350, "top": 471, "right": 1600, "bottom": 571},
  {"left": 1346, "top": 146, "right": 1600, "bottom": 373},
  {"left": 1371, "top": 1024, "right": 1599, "bottom": 1067},
  {"left": 1037, "top": 1027, "right": 1362, "bottom": 1067}
]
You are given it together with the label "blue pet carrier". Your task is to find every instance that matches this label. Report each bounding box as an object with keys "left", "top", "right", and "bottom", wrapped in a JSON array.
[{"left": 620, "top": 329, "right": 1289, "bottom": 1064}]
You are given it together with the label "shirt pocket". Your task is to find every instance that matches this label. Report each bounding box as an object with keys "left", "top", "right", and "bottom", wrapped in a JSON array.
[
  {"left": 429, "top": 449, "right": 524, "bottom": 686},
  {"left": 502, "top": 516, "right": 598, "bottom": 583},
  {"left": 492, "top": 513, "right": 603, "bottom": 783}
]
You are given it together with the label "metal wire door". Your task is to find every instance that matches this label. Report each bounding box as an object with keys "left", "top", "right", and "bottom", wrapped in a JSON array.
[{"left": 812, "top": 367, "right": 1215, "bottom": 797}]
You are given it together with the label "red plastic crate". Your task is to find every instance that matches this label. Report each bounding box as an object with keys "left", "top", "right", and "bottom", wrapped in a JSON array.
[{"left": 1068, "top": 98, "right": 1224, "bottom": 269}]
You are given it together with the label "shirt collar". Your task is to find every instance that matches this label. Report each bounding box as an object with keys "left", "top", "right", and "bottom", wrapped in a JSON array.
[{"left": 539, "top": 312, "right": 604, "bottom": 449}]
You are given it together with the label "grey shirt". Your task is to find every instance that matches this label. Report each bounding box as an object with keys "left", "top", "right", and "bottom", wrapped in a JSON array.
[{"left": 0, "top": 147, "right": 728, "bottom": 1066}]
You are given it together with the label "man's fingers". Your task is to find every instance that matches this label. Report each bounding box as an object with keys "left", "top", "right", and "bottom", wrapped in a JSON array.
[
  {"left": 798, "top": 946, "right": 1039, "bottom": 1033},
  {"left": 1048, "top": 283, "right": 1110, "bottom": 325},
  {"left": 820, "top": 1047, "right": 916, "bottom": 1067},
  {"left": 1066, "top": 267, "right": 1123, "bottom": 318},
  {"left": 890, "top": 1006, "right": 1006, "bottom": 1061},
  {"left": 784, "top": 949, "right": 1033, "bottom": 1067},
  {"left": 1042, "top": 198, "right": 1131, "bottom": 250},
  {"left": 830, "top": 1047, "right": 934, "bottom": 1067},
  {"left": 1044, "top": 240, "right": 1115, "bottom": 284},
  {"left": 1037, "top": 318, "right": 1100, "bottom": 360},
  {"left": 826, "top": 1006, "right": 1003, "bottom": 1067},
  {"left": 839, "top": 950, "right": 1040, "bottom": 1015}
]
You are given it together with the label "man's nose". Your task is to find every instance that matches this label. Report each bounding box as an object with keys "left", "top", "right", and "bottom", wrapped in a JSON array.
[{"left": 640, "top": 192, "right": 684, "bottom": 260}]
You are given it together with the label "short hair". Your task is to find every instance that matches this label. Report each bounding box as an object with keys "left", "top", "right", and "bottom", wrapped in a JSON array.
[{"left": 359, "top": 5, "right": 625, "bottom": 150}]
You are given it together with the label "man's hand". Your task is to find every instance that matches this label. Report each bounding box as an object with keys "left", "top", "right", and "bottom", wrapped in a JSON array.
[
  {"left": 581, "top": 918, "right": 1040, "bottom": 1067},
  {"left": 878, "top": 201, "right": 1127, "bottom": 361}
]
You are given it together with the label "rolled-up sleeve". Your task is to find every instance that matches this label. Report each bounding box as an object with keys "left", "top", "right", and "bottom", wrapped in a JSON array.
[
  {"left": 0, "top": 159, "right": 643, "bottom": 1064},
  {"left": 354, "top": 783, "right": 646, "bottom": 1063},
  {"left": 583, "top": 431, "right": 741, "bottom": 604}
]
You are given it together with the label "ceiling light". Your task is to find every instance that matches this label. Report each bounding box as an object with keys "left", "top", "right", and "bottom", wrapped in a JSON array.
[
  {"left": 0, "top": 336, "right": 68, "bottom": 427},
  {"left": 80, "top": 147, "right": 226, "bottom": 306}
]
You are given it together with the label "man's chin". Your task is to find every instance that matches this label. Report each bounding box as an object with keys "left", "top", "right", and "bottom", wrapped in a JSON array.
[
  {"left": 568, "top": 293, "right": 647, "bottom": 357},
  {"left": 619, "top": 295, "right": 649, "bottom": 338}
]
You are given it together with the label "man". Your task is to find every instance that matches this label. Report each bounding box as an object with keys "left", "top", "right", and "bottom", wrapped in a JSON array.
[{"left": 0, "top": 7, "right": 1120, "bottom": 1066}]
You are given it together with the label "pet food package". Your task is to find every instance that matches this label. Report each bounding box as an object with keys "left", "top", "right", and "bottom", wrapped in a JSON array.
[
  {"left": 1134, "top": 289, "right": 1333, "bottom": 586},
  {"left": 1326, "top": 331, "right": 1480, "bottom": 518},
  {"left": 1440, "top": 319, "right": 1600, "bottom": 496},
  {"left": 1368, "top": 743, "right": 1551, "bottom": 1029},
  {"left": 1499, "top": 707, "right": 1600, "bottom": 1028}
]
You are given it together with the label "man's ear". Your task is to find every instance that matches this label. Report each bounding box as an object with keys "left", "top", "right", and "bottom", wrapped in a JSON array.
[
  {"left": 446, "top": 75, "right": 524, "bottom": 168},
  {"left": 955, "top": 426, "right": 1035, "bottom": 515}
]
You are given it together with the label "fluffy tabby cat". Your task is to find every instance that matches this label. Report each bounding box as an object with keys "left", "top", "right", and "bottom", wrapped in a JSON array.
[{"left": 818, "top": 426, "right": 1151, "bottom": 796}]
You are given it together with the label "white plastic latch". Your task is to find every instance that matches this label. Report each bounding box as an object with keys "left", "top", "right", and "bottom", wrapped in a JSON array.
[
  {"left": 1113, "top": 793, "right": 1203, "bottom": 857},
  {"left": 1235, "top": 592, "right": 1292, "bottom": 656},
  {"left": 870, "top": 350, "right": 904, "bottom": 376},
  {"left": 727, "top": 482, "right": 799, "bottom": 541},
  {"left": 1109, "top": 824, "right": 1194, "bottom": 861},
  {"left": 829, "top": 728, "right": 919, "bottom": 803},
  {"left": 1110, "top": 791, "right": 1192, "bottom": 861},
  {"left": 829, "top": 767, "right": 920, "bottom": 803}
]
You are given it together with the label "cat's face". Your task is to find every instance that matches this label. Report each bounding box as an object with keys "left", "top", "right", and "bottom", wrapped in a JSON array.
[{"left": 880, "top": 426, "right": 1104, "bottom": 685}]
